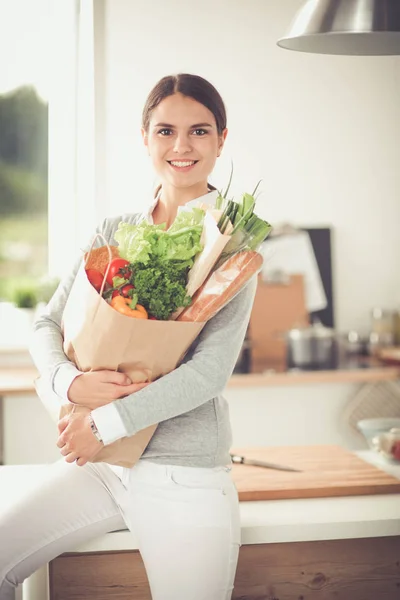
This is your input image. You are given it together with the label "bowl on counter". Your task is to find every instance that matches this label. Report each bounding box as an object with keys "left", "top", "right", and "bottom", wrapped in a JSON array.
[
  {"left": 357, "top": 418, "right": 400, "bottom": 452},
  {"left": 370, "top": 428, "right": 400, "bottom": 463}
]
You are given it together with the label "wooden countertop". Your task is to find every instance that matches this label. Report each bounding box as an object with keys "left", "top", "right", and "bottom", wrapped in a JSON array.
[
  {"left": 2, "top": 451, "right": 397, "bottom": 548},
  {"left": 1, "top": 361, "right": 400, "bottom": 395}
]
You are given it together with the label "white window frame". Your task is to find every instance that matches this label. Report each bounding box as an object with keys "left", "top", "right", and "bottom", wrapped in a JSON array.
[{"left": 48, "top": 0, "right": 107, "bottom": 278}]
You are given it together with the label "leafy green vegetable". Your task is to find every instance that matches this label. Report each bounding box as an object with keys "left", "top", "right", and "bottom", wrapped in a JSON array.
[
  {"left": 115, "top": 208, "right": 204, "bottom": 265},
  {"left": 167, "top": 207, "right": 204, "bottom": 234},
  {"left": 112, "top": 276, "right": 127, "bottom": 288},
  {"left": 128, "top": 293, "right": 138, "bottom": 310},
  {"left": 113, "top": 208, "right": 205, "bottom": 319},
  {"left": 114, "top": 221, "right": 165, "bottom": 264},
  {"left": 132, "top": 260, "right": 192, "bottom": 320},
  {"left": 213, "top": 183, "right": 272, "bottom": 270}
]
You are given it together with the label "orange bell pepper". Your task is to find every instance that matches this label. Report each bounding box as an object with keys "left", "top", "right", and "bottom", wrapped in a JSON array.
[{"left": 110, "top": 296, "right": 148, "bottom": 319}]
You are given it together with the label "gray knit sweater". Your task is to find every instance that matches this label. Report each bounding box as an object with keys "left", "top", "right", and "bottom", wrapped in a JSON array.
[{"left": 30, "top": 208, "right": 257, "bottom": 468}]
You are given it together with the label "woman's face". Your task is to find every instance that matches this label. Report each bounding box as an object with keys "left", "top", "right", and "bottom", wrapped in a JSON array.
[{"left": 142, "top": 93, "right": 227, "bottom": 191}]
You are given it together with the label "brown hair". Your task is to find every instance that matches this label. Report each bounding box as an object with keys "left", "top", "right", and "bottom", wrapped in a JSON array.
[{"left": 142, "top": 73, "right": 227, "bottom": 135}]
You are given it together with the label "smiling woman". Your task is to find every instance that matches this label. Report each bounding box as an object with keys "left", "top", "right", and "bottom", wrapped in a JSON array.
[
  {"left": 141, "top": 73, "right": 228, "bottom": 229},
  {"left": 1, "top": 72, "right": 259, "bottom": 600}
]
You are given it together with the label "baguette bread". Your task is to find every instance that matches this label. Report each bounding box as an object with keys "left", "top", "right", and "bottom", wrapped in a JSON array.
[{"left": 177, "top": 250, "right": 263, "bottom": 323}]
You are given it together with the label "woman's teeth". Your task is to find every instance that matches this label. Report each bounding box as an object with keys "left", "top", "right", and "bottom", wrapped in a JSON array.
[{"left": 169, "top": 160, "right": 196, "bottom": 167}]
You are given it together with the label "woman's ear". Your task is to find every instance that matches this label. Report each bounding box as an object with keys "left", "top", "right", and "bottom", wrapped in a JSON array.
[
  {"left": 217, "top": 128, "right": 228, "bottom": 157},
  {"left": 141, "top": 128, "right": 149, "bottom": 151}
]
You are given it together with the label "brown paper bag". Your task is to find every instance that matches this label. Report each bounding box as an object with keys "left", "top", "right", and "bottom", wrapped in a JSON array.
[{"left": 54, "top": 239, "right": 206, "bottom": 468}]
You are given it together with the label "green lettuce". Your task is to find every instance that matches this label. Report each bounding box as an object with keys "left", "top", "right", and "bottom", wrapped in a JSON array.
[{"left": 114, "top": 207, "right": 204, "bottom": 265}]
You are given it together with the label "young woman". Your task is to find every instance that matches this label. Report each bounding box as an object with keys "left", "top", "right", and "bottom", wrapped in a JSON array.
[{"left": 0, "top": 74, "right": 258, "bottom": 600}]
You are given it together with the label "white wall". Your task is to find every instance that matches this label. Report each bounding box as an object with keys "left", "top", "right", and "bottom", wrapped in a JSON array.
[{"left": 99, "top": 0, "right": 400, "bottom": 335}]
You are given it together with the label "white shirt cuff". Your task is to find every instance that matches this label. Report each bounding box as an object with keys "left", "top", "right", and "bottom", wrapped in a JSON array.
[
  {"left": 91, "top": 403, "right": 128, "bottom": 445},
  {"left": 53, "top": 363, "right": 83, "bottom": 402}
]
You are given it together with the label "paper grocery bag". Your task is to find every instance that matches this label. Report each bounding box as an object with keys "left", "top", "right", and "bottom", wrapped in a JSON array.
[
  {"left": 171, "top": 210, "right": 231, "bottom": 319},
  {"left": 55, "top": 259, "right": 205, "bottom": 468}
]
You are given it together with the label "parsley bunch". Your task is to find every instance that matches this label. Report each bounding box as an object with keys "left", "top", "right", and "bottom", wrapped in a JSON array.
[{"left": 132, "top": 259, "right": 192, "bottom": 320}]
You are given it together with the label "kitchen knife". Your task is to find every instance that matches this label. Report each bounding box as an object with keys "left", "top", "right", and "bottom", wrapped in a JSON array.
[{"left": 230, "top": 453, "right": 302, "bottom": 472}]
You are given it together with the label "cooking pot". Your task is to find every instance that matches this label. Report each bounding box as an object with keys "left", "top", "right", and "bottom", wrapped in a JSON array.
[{"left": 286, "top": 320, "right": 337, "bottom": 370}]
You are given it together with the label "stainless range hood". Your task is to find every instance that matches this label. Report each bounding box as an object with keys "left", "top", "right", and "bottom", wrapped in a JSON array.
[{"left": 277, "top": 0, "right": 400, "bottom": 56}]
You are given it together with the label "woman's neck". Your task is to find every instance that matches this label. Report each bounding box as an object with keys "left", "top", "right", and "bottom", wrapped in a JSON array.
[{"left": 153, "top": 181, "right": 210, "bottom": 229}]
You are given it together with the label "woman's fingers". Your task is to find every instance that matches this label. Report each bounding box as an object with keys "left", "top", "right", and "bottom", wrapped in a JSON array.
[
  {"left": 108, "top": 381, "right": 150, "bottom": 398},
  {"left": 68, "top": 370, "right": 151, "bottom": 405},
  {"left": 59, "top": 444, "right": 70, "bottom": 456},
  {"left": 57, "top": 432, "right": 67, "bottom": 448},
  {"left": 58, "top": 442, "right": 79, "bottom": 462},
  {"left": 57, "top": 416, "right": 69, "bottom": 434},
  {"left": 65, "top": 451, "right": 80, "bottom": 463},
  {"left": 99, "top": 370, "right": 133, "bottom": 385}
]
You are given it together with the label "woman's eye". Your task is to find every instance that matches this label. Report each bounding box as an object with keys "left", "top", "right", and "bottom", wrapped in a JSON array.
[
  {"left": 158, "top": 128, "right": 173, "bottom": 136},
  {"left": 192, "top": 129, "right": 207, "bottom": 136}
]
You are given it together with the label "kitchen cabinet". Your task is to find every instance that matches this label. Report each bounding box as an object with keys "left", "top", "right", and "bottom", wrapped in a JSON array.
[{"left": 49, "top": 537, "right": 400, "bottom": 600}]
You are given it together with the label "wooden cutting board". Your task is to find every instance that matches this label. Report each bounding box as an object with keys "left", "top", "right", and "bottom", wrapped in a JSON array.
[{"left": 230, "top": 445, "right": 400, "bottom": 501}]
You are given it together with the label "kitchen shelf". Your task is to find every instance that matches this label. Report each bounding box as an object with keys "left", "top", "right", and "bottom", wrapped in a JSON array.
[
  {"left": 0, "top": 368, "right": 38, "bottom": 396},
  {"left": 229, "top": 365, "right": 400, "bottom": 387},
  {"left": 1, "top": 362, "right": 400, "bottom": 397}
]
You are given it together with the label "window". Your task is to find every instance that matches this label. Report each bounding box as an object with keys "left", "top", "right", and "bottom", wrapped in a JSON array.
[
  {"left": 0, "top": 0, "right": 91, "bottom": 347},
  {"left": 0, "top": 0, "right": 51, "bottom": 307}
]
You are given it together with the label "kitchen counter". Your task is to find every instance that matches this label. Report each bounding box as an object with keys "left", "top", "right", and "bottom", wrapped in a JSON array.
[
  {"left": 3, "top": 450, "right": 399, "bottom": 600},
  {"left": 1, "top": 451, "right": 399, "bottom": 548},
  {"left": 73, "top": 450, "right": 400, "bottom": 551}
]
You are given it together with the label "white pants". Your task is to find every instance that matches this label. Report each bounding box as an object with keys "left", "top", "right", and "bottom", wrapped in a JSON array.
[{"left": 0, "top": 458, "right": 241, "bottom": 600}]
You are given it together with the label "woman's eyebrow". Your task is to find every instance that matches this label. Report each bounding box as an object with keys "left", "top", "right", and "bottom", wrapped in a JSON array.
[
  {"left": 190, "top": 122, "right": 213, "bottom": 128},
  {"left": 154, "top": 122, "right": 214, "bottom": 128}
]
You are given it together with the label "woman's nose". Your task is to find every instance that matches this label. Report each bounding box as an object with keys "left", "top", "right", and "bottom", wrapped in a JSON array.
[{"left": 173, "top": 134, "right": 192, "bottom": 154}]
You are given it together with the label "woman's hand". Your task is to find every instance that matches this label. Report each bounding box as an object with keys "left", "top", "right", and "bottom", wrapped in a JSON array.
[
  {"left": 67, "top": 370, "right": 150, "bottom": 410},
  {"left": 57, "top": 407, "right": 102, "bottom": 467}
]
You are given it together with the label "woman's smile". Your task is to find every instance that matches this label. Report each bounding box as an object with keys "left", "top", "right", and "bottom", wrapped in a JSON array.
[{"left": 167, "top": 159, "right": 199, "bottom": 172}]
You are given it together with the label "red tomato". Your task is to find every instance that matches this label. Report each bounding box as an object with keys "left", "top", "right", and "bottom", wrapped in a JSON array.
[
  {"left": 149, "top": 316, "right": 157, "bottom": 320},
  {"left": 106, "top": 258, "right": 132, "bottom": 286},
  {"left": 111, "top": 284, "right": 135, "bottom": 299},
  {"left": 120, "top": 284, "right": 135, "bottom": 298},
  {"left": 86, "top": 269, "right": 104, "bottom": 292}
]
